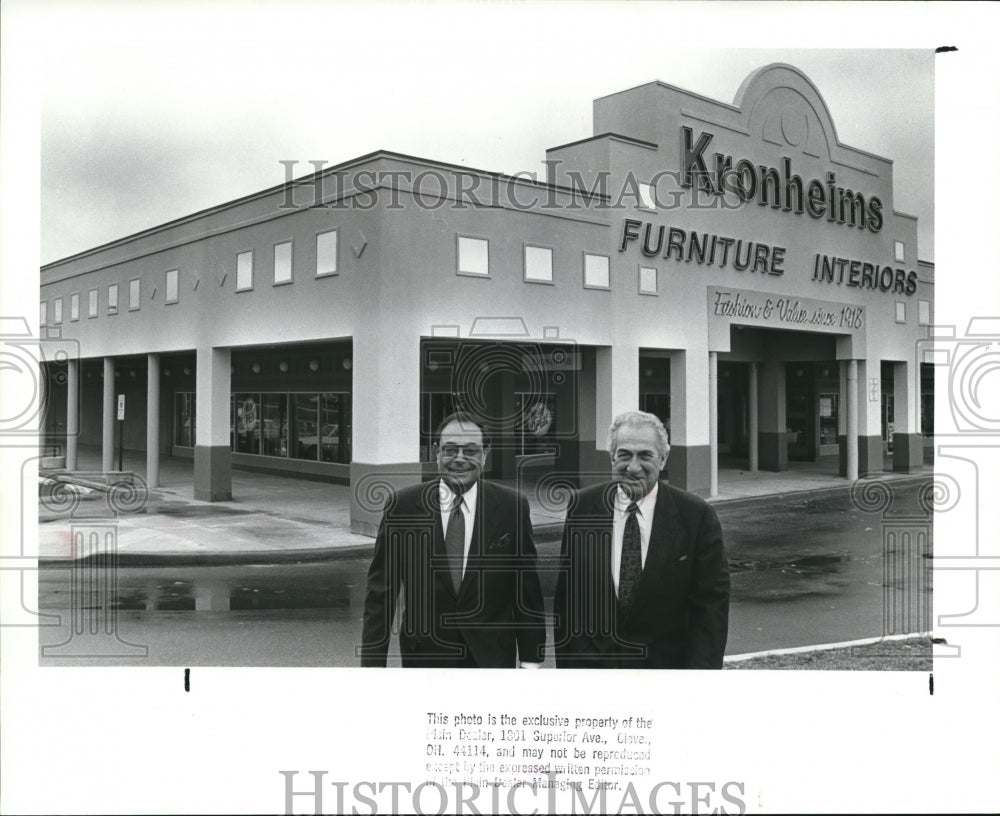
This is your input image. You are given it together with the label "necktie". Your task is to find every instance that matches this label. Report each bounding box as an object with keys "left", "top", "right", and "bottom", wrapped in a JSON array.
[
  {"left": 445, "top": 495, "right": 466, "bottom": 593},
  {"left": 619, "top": 502, "right": 641, "bottom": 614}
]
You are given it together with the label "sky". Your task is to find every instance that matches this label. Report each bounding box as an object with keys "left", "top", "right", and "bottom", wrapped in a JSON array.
[{"left": 37, "top": 2, "right": 936, "bottom": 265}]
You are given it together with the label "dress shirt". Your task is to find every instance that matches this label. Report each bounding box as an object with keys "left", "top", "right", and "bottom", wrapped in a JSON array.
[
  {"left": 611, "top": 483, "right": 658, "bottom": 592},
  {"left": 439, "top": 479, "right": 476, "bottom": 577}
]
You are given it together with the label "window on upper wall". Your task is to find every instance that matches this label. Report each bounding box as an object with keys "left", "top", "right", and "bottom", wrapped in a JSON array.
[
  {"left": 53, "top": 298, "right": 63, "bottom": 324},
  {"left": 70, "top": 293, "right": 79, "bottom": 321},
  {"left": 108, "top": 283, "right": 119, "bottom": 314},
  {"left": 237, "top": 250, "right": 254, "bottom": 291},
  {"left": 88, "top": 289, "right": 98, "bottom": 317},
  {"left": 583, "top": 253, "right": 610, "bottom": 290},
  {"left": 274, "top": 241, "right": 292, "bottom": 285},
  {"left": 918, "top": 299, "right": 931, "bottom": 325},
  {"left": 457, "top": 236, "right": 489, "bottom": 277},
  {"left": 895, "top": 302, "right": 906, "bottom": 324},
  {"left": 316, "top": 229, "right": 338, "bottom": 277},
  {"left": 524, "top": 245, "right": 553, "bottom": 283},
  {"left": 129, "top": 278, "right": 141, "bottom": 310},
  {"left": 894, "top": 241, "right": 905, "bottom": 262},
  {"left": 638, "top": 182, "right": 656, "bottom": 210},
  {"left": 638, "top": 265, "right": 658, "bottom": 295},
  {"left": 165, "top": 269, "right": 179, "bottom": 303},
  {"left": 40, "top": 301, "right": 47, "bottom": 327}
]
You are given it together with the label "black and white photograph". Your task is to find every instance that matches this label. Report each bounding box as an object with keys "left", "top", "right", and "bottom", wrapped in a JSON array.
[{"left": 3, "top": 1, "right": 999, "bottom": 814}]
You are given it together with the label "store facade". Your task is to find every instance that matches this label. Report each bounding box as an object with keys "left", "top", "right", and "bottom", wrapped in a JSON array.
[{"left": 40, "top": 64, "right": 933, "bottom": 534}]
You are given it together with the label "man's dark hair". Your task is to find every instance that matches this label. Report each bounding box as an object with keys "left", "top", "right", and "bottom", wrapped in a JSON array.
[{"left": 433, "top": 411, "right": 492, "bottom": 449}]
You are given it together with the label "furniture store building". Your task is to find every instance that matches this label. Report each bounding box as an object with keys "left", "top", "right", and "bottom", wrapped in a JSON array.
[{"left": 39, "top": 63, "right": 934, "bottom": 535}]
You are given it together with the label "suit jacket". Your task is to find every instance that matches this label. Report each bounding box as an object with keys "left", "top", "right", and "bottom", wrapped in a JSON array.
[
  {"left": 554, "top": 480, "right": 729, "bottom": 669},
  {"left": 360, "top": 479, "right": 546, "bottom": 668}
]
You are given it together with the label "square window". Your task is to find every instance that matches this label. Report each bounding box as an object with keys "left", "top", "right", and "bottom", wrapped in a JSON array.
[
  {"left": 40, "top": 301, "right": 47, "bottom": 327},
  {"left": 316, "top": 230, "right": 338, "bottom": 277},
  {"left": 237, "top": 250, "right": 254, "bottom": 291},
  {"left": 894, "top": 241, "right": 905, "bottom": 262},
  {"left": 70, "top": 293, "right": 79, "bottom": 321},
  {"left": 638, "top": 266, "right": 658, "bottom": 295},
  {"left": 165, "top": 269, "right": 179, "bottom": 303},
  {"left": 129, "top": 278, "right": 141, "bottom": 310},
  {"left": 918, "top": 299, "right": 931, "bottom": 325},
  {"left": 53, "top": 297, "right": 63, "bottom": 324},
  {"left": 88, "top": 289, "right": 98, "bottom": 317},
  {"left": 458, "top": 236, "right": 489, "bottom": 277},
  {"left": 274, "top": 241, "right": 292, "bottom": 284},
  {"left": 108, "top": 283, "right": 119, "bottom": 314},
  {"left": 895, "top": 302, "right": 906, "bottom": 323},
  {"left": 583, "top": 253, "right": 610, "bottom": 290},
  {"left": 638, "top": 182, "right": 655, "bottom": 210},
  {"left": 524, "top": 245, "right": 553, "bottom": 283}
]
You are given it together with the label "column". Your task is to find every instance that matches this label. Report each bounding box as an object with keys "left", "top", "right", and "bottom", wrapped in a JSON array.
[
  {"left": 748, "top": 361, "right": 759, "bottom": 472},
  {"left": 757, "top": 360, "right": 787, "bottom": 471},
  {"left": 708, "top": 352, "right": 718, "bottom": 497},
  {"left": 350, "top": 329, "right": 422, "bottom": 536},
  {"left": 594, "top": 343, "right": 640, "bottom": 447},
  {"left": 668, "top": 349, "right": 712, "bottom": 493},
  {"left": 846, "top": 359, "right": 858, "bottom": 482},
  {"left": 575, "top": 347, "right": 606, "bottom": 483},
  {"left": 857, "top": 359, "right": 884, "bottom": 475},
  {"left": 892, "top": 360, "right": 923, "bottom": 472},
  {"left": 102, "top": 357, "right": 114, "bottom": 472},
  {"left": 146, "top": 353, "right": 160, "bottom": 488},
  {"left": 194, "top": 346, "right": 232, "bottom": 501},
  {"left": 65, "top": 357, "right": 79, "bottom": 470}
]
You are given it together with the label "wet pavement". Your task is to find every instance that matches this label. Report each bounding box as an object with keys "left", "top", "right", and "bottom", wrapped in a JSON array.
[{"left": 37, "top": 479, "right": 933, "bottom": 666}]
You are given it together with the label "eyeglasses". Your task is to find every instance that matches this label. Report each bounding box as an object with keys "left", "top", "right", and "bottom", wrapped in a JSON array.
[{"left": 438, "top": 444, "right": 485, "bottom": 460}]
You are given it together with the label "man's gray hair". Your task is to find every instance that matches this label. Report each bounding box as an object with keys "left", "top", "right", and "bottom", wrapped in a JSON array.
[{"left": 607, "top": 410, "right": 670, "bottom": 458}]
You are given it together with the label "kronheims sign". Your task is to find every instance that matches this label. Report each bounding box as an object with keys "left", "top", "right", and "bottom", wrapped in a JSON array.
[{"left": 679, "top": 127, "right": 884, "bottom": 232}]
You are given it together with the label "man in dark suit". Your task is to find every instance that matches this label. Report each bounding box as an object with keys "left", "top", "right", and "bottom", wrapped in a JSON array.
[
  {"left": 360, "top": 412, "right": 546, "bottom": 668},
  {"left": 554, "top": 410, "right": 729, "bottom": 669}
]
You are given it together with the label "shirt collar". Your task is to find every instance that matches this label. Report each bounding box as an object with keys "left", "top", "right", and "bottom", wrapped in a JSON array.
[
  {"left": 439, "top": 479, "right": 477, "bottom": 509},
  {"left": 616, "top": 482, "right": 659, "bottom": 516}
]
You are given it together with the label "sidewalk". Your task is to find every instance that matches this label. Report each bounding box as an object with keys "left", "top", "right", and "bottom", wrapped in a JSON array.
[{"left": 37, "top": 446, "right": 932, "bottom": 563}]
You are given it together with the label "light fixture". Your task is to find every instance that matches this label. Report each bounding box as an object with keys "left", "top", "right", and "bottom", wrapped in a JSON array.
[
  {"left": 279, "top": 361, "right": 289, "bottom": 373},
  {"left": 644, "top": 368, "right": 653, "bottom": 377},
  {"left": 252, "top": 362, "right": 262, "bottom": 374},
  {"left": 130, "top": 369, "right": 136, "bottom": 377},
  {"left": 164, "top": 368, "right": 171, "bottom": 377},
  {"left": 309, "top": 359, "right": 319, "bottom": 372},
  {"left": 342, "top": 358, "right": 352, "bottom": 370},
  {"left": 795, "top": 368, "right": 804, "bottom": 377},
  {"left": 183, "top": 367, "right": 191, "bottom": 376}
]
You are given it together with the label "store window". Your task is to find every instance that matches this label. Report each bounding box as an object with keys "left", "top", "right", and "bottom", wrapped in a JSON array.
[
  {"left": 457, "top": 236, "right": 489, "bottom": 277},
  {"left": 108, "top": 283, "right": 119, "bottom": 315},
  {"left": 129, "top": 278, "right": 141, "bottom": 310},
  {"left": 316, "top": 230, "right": 338, "bottom": 277},
  {"left": 237, "top": 250, "right": 254, "bottom": 291},
  {"left": 524, "top": 245, "right": 553, "bottom": 283},
  {"left": 88, "top": 289, "right": 98, "bottom": 318},
  {"left": 234, "top": 393, "right": 260, "bottom": 453},
  {"left": 175, "top": 393, "right": 196, "bottom": 447},
  {"left": 166, "top": 269, "right": 179, "bottom": 303},
  {"left": 70, "top": 293, "right": 80, "bottom": 321},
  {"left": 638, "top": 182, "right": 656, "bottom": 210},
  {"left": 274, "top": 241, "right": 292, "bottom": 285},
  {"left": 918, "top": 299, "right": 931, "bottom": 325},
  {"left": 638, "top": 266, "right": 658, "bottom": 295},
  {"left": 583, "top": 253, "right": 610, "bottom": 289},
  {"left": 235, "top": 391, "right": 351, "bottom": 464}
]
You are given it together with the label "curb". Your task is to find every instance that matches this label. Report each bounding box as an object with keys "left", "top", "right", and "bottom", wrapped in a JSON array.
[{"left": 724, "top": 631, "right": 933, "bottom": 662}]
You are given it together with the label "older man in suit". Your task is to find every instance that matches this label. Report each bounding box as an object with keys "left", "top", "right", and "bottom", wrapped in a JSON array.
[
  {"left": 554, "top": 410, "right": 729, "bottom": 669},
  {"left": 360, "top": 412, "right": 546, "bottom": 668}
]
